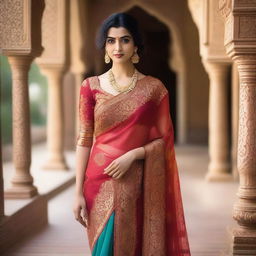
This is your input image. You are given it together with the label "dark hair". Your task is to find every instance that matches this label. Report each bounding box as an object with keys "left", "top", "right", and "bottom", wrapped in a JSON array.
[{"left": 96, "top": 13, "right": 144, "bottom": 56}]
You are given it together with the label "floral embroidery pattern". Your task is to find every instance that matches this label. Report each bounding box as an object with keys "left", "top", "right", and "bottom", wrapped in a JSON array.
[
  {"left": 143, "top": 138, "right": 166, "bottom": 255},
  {"left": 113, "top": 160, "right": 144, "bottom": 256}
]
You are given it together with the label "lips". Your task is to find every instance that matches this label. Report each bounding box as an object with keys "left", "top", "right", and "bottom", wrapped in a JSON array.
[{"left": 114, "top": 54, "right": 124, "bottom": 58}]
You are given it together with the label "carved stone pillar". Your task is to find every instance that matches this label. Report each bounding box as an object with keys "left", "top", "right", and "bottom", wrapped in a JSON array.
[
  {"left": 220, "top": 0, "right": 256, "bottom": 254},
  {"left": 4, "top": 56, "right": 38, "bottom": 198},
  {"left": 204, "top": 61, "right": 233, "bottom": 181},
  {"left": 0, "top": 0, "right": 44, "bottom": 199},
  {"left": 36, "top": 0, "right": 69, "bottom": 170},
  {"left": 231, "top": 56, "right": 256, "bottom": 254},
  {"left": 40, "top": 67, "right": 68, "bottom": 170}
]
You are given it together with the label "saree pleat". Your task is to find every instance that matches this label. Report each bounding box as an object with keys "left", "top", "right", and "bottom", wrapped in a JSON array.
[
  {"left": 92, "top": 211, "right": 115, "bottom": 256},
  {"left": 77, "top": 75, "right": 191, "bottom": 256}
]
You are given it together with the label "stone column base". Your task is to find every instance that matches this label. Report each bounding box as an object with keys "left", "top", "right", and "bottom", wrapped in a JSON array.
[
  {"left": 230, "top": 228, "right": 256, "bottom": 256},
  {"left": 206, "top": 162, "right": 233, "bottom": 181},
  {"left": 205, "top": 171, "right": 233, "bottom": 182},
  {"left": 4, "top": 185, "right": 38, "bottom": 199},
  {"left": 42, "top": 159, "right": 69, "bottom": 170}
]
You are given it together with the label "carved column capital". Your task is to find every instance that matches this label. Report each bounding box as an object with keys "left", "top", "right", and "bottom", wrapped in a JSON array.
[
  {"left": 221, "top": 1, "right": 256, "bottom": 58},
  {"left": 0, "top": 0, "right": 44, "bottom": 57}
]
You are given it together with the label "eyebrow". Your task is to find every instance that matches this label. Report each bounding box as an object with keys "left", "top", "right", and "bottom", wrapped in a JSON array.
[{"left": 106, "top": 35, "right": 131, "bottom": 39}]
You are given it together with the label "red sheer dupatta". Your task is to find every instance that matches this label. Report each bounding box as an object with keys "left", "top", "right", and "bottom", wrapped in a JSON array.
[{"left": 143, "top": 93, "right": 191, "bottom": 255}]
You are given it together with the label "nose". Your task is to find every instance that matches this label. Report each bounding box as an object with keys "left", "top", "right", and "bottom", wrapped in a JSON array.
[{"left": 115, "top": 40, "right": 122, "bottom": 51}]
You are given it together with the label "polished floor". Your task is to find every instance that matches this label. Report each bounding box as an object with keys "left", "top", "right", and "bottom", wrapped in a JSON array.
[{"left": 3, "top": 145, "right": 239, "bottom": 256}]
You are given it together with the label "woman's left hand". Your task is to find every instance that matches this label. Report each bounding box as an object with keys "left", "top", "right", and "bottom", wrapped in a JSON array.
[{"left": 103, "top": 151, "right": 136, "bottom": 179}]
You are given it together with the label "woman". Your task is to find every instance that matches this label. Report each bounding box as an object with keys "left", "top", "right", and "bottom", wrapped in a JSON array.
[{"left": 73, "top": 12, "right": 191, "bottom": 256}]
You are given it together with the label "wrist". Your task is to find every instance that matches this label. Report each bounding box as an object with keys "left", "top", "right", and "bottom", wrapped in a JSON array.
[
  {"left": 136, "top": 146, "right": 145, "bottom": 160},
  {"left": 75, "top": 189, "right": 84, "bottom": 197},
  {"left": 128, "top": 147, "right": 145, "bottom": 161},
  {"left": 127, "top": 149, "right": 137, "bottom": 161}
]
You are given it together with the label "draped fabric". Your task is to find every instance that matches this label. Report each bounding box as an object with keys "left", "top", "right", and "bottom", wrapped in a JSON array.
[
  {"left": 77, "top": 75, "right": 191, "bottom": 256},
  {"left": 92, "top": 211, "right": 115, "bottom": 256}
]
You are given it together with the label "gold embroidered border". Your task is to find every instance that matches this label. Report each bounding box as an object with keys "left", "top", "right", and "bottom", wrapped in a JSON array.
[
  {"left": 77, "top": 126, "right": 93, "bottom": 147},
  {"left": 113, "top": 160, "right": 144, "bottom": 256},
  {"left": 87, "top": 179, "right": 114, "bottom": 251},
  {"left": 143, "top": 138, "right": 167, "bottom": 255},
  {"left": 88, "top": 77, "right": 113, "bottom": 113}
]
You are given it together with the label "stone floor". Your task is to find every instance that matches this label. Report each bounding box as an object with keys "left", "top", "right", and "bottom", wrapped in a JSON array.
[{"left": 3, "top": 145, "right": 239, "bottom": 256}]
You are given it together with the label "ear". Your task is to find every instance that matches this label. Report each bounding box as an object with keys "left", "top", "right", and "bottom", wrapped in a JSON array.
[{"left": 134, "top": 46, "right": 138, "bottom": 52}]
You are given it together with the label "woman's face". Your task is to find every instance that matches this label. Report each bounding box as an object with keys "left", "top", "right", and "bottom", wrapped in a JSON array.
[{"left": 105, "top": 26, "right": 137, "bottom": 64}]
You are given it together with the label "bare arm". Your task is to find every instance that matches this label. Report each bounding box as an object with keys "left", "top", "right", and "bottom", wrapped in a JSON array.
[
  {"left": 73, "top": 78, "right": 95, "bottom": 228},
  {"left": 75, "top": 145, "right": 91, "bottom": 196},
  {"left": 73, "top": 145, "right": 91, "bottom": 228}
]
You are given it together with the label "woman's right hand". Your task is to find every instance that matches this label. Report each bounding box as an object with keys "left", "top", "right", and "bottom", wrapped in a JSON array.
[{"left": 73, "top": 194, "right": 88, "bottom": 228}]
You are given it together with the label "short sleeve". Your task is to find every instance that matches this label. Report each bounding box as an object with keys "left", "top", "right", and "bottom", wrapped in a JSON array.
[{"left": 76, "top": 78, "right": 95, "bottom": 147}]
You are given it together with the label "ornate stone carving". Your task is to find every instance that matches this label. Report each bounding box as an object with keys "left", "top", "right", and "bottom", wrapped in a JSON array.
[
  {"left": 233, "top": 208, "right": 256, "bottom": 225},
  {"left": 219, "top": 0, "right": 232, "bottom": 18},
  {"left": 0, "top": 0, "right": 44, "bottom": 56},
  {"left": 0, "top": 0, "right": 29, "bottom": 51},
  {"left": 236, "top": 66, "right": 256, "bottom": 175}
]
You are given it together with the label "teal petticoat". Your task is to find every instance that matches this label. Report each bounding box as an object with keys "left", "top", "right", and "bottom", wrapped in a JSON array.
[{"left": 92, "top": 211, "right": 115, "bottom": 256}]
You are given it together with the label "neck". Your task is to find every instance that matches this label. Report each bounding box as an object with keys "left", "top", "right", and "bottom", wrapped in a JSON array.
[{"left": 111, "top": 62, "right": 135, "bottom": 79}]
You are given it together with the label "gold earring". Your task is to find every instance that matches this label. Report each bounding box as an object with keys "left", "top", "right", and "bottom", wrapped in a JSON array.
[
  {"left": 105, "top": 52, "right": 110, "bottom": 63},
  {"left": 131, "top": 51, "right": 139, "bottom": 64}
]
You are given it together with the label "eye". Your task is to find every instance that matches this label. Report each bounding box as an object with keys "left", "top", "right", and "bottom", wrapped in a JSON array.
[
  {"left": 107, "top": 38, "right": 114, "bottom": 44},
  {"left": 122, "top": 38, "right": 130, "bottom": 43}
]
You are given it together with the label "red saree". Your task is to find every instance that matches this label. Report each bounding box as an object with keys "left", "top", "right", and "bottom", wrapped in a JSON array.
[{"left": 77, "top": 75, "right": 191, "bottom": 256}]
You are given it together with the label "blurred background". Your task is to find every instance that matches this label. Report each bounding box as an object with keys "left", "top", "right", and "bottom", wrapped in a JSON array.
[{"left": 1, "top": 0, "right": 254, "bottom": 255}]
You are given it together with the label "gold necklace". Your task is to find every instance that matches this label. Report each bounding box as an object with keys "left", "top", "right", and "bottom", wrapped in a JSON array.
[{"left": 108, "top": 68, "right": 138, "bottom": 93}]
